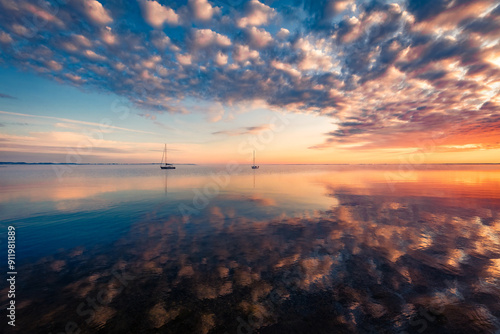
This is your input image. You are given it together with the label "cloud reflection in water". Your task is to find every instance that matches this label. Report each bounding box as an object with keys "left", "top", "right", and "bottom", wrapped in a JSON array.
[{"left": 0, "top": 165, "right": 499, "bottom": 333}]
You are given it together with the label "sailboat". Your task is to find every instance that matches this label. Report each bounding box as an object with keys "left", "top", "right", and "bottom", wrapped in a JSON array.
[
  {"left": 160, "top": 144, "right": 176, "bottom": 169},
  {"left": 251, "top": 150, "right": 259, "bottom": 169}
]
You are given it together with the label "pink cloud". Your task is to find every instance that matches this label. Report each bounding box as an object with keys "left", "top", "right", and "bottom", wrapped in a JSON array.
[
  {"left": 232, "top": 44, "right": 259, "bottom": 63},
  {"left": 237, "top": 0, "right": 275, "bottom": 28},
  {"left": 247, "top": 26, "right": 273, "bottom": 49},
  {"left": 176, "top": 53, "right": 192, "bottom": 66},
  {"left": 139, "top": 0, "right": 180, "bottom": 28},
  {"left": 189, "top": 0, "right": 219, "bottom": 21},
  {"left": 0, "top": 31, "right": 12, "bottom": 43},
  {"left": 82, "top": 0, "right": 112, "bottom": 25},
  {"left": 191, "top": 28, "right": 231, "bottom": 49},
  {"left": 214, "top": 51, "right": 228, "bottom": 66}
]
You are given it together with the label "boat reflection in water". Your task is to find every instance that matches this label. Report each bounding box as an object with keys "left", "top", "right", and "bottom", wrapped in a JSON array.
[{"left": 1, "top": 165, "right": 500, "bottom": 333}]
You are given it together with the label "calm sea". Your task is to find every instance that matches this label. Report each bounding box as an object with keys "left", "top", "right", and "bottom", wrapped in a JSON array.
[{"left": 1, "top": 164, "right": 499, "bottom": 333}]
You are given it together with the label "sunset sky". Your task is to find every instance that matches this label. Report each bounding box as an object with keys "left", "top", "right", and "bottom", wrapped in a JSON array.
[{"left": 0, "top": 0, "right": 499, "bottom": 164}]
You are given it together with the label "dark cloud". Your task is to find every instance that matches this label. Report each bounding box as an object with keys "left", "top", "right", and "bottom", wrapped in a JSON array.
[
  {"left": 463, "top": 17, "right": 500, "bottom": 35},
  {"left": 212, "top": 124, "right": 270, "bottom": 136},
  {"left": 0, "top": 93, "right": 16, "bottom": 99},
  {"left": 416, "top": 70, "right": 448, "bottom": 81},
  {"left": 406, "top": 0, "right": 450, "bottom": 22},
  {"left": 0, "top": 122, "right": 29, "bottom": 126}
]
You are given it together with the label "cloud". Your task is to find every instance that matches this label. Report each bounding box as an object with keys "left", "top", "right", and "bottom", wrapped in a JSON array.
[
  {"left": 205, "top": 102, "right": 225, "bottom": 122},
  {"left": 276, "top": 28, "right": 290, "bottom": 39},
  {"left": 81, "top": 0, "right": 113, "bottom": 25},
  {"left": 22, "top": 3, "right": 65, "bottom": 27},
  {"left": 191, "top": 29, "right": 231, "bottom": 49},
  {"left": 0, "top": 110, "right": 157, "bottom": 134},
  {"left": 0, "top": 93, "right": 16, "bottom": 99},
  {"left": 237, "top": 0, "right": 276, "bottom": 28},
  {"left": 246, "top": 26, "right": 273, "bottom": 49},
  {"left": 294, "top": 37, "right": 335, "bottom": 71},
  {"left": 212, "top": 124, "right": 271, "bottom": 136},
  {"left": 139, "top": 0, "right": 180, "bottom": 28},
  {"left": 150, "top": 31, "right": 179, "bottom": 52},
  {"left": 101, "top": 27, "right": 117, "bottom": 45},
  {"left": 214, "top": 51, "right": 228, "bottom": 66},
  {"left": 83, "top": 49, "right": 106, "bottom": 61},
  {"left": 176, "top": 53, "right": 192, "bottom": 66},
  {"left": 0, "top": 0, "right": 499, "bottom": 154},
  {"left": 0, "top": 31, "right": 12, "bottom": 43},
  {"left": 189, "top": 0, "right": 220, "bottom": 21},
  {"left": 271, "top": 60, "right": 300, "bottom": 77},
  {"left": 232, "top": 44, "right": 259, "bottom": 63}
]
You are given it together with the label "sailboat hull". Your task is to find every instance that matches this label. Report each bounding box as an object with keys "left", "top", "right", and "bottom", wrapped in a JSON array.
[
  {"left": 161, "top": 166, "right": 176, "bottom": 169},
  {"left": 251, "top": 150, "right": 259, "bottom": 169}
]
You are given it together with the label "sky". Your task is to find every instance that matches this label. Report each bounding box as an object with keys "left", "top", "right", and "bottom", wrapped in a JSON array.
[{"left": 0, "top": 0, "right": 499, "bottom": 164}]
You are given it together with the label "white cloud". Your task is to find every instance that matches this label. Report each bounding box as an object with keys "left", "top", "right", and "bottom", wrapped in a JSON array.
[
  {"left": 139, "top": 0, "right": 180, "bottom": 28},
  {"left": 61, "top": 42, "right": 78, "bottom": 52},
  {"left": 10, "top": 24, "right": 31, "bottom": 37},
  {"left": 271, "top": 60, "right": 300, "bottom": 77},
  {"left": 65, "top": 73, "right": 83, "bottom": 82},
  {"left": 0, "top": 31, "right": 12, "bottom": 43},
  {"left": 215, "top": 51, "right": 228, "bottom": 66},
  {"left": 232, "top": 44, "right": 259, "bottom": 62},
  {"left": 46, "top": 60, "right": 62, "bottom": 71},
  {"left": 295, "top": 38, "right": 335, "bottom": 71},
  {"left": 83, "top": 49, "right": 106, "bottom": 61},
  {"left": 101, "top": 27, "right": 117, "bottom": 45},
  {"left": 113, "top": 62, "right": 125, "bottom": 71},
  {"left": 151, "top": 32, "right": 171, "bottom": 50},
  {"left": 23, "top": 3, "right": 65, "bottom": 27},
  {"left": 237, "top": 0, "right": 276, "bottom": 28},
  {"left": 192, "top": 29, "right": 231, "bottom": 48},
  {"left": 330, "top": 0, "right": 352, "bottom": 14},
  {"left": 156, "top": 65, "right": 169, "bottom": 76},
  {"left": 83, "top": 0, "right": 113, "bottom": 25},
  {"left": 150, "top": 31, "right": 180, "bottom": 52},
  {"left": 73, "top": 34, "right": 92, "bottom": 47},
  {"left": 247, "top": 26, "right": 273, "bottom": 48},
  {"left": 142, "top": 55, "right": 161, "bottom": 69},
  {"left": 189, "top": 0, "right": 219, "bottom": 21},
  {"left": 176, "top": 53, "right": 192, "bottom": 65},
  {"left": 276, "top": 28, "right": 290, "bottom": 39}
]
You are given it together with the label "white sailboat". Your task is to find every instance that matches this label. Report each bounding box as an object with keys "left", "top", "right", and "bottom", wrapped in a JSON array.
[
  {"left": 251, "top": 150, "right": 259, "bottom": 169},
  {"left": 160, "top": 144, "right": 176, "bottom": 169}
]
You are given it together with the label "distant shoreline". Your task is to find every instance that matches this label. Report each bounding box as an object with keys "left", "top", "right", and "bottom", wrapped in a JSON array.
[
  {"left": 0, "top": 162, "right": 197, "bottom": 165},
  {"left": 0, "top": 162, "right": 499, "bottom": 166}
]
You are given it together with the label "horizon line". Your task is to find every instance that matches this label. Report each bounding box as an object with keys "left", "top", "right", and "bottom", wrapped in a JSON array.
[{"left": 1, "top": 162, "right": 500, "bottom": 166}]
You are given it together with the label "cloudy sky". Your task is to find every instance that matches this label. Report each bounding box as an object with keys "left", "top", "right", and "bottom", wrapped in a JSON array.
[{"left": 0, "top": 0, "right": 499, "bottom": 164}]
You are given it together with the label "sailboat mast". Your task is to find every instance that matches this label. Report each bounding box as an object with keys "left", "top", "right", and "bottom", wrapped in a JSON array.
[
  {"left": 253, "top": 150, "right": 255, "bottom": 165},
  {"left": 161, "top": 144, "right": 165, "bottom": 165},
  {"left": 164, "top": 144, "right": 167, "bottom": 165}
]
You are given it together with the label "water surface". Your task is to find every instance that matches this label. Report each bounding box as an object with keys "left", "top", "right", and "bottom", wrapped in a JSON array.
[{"left": 1, "top": 164, "right": 499, "bottom": 333}]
